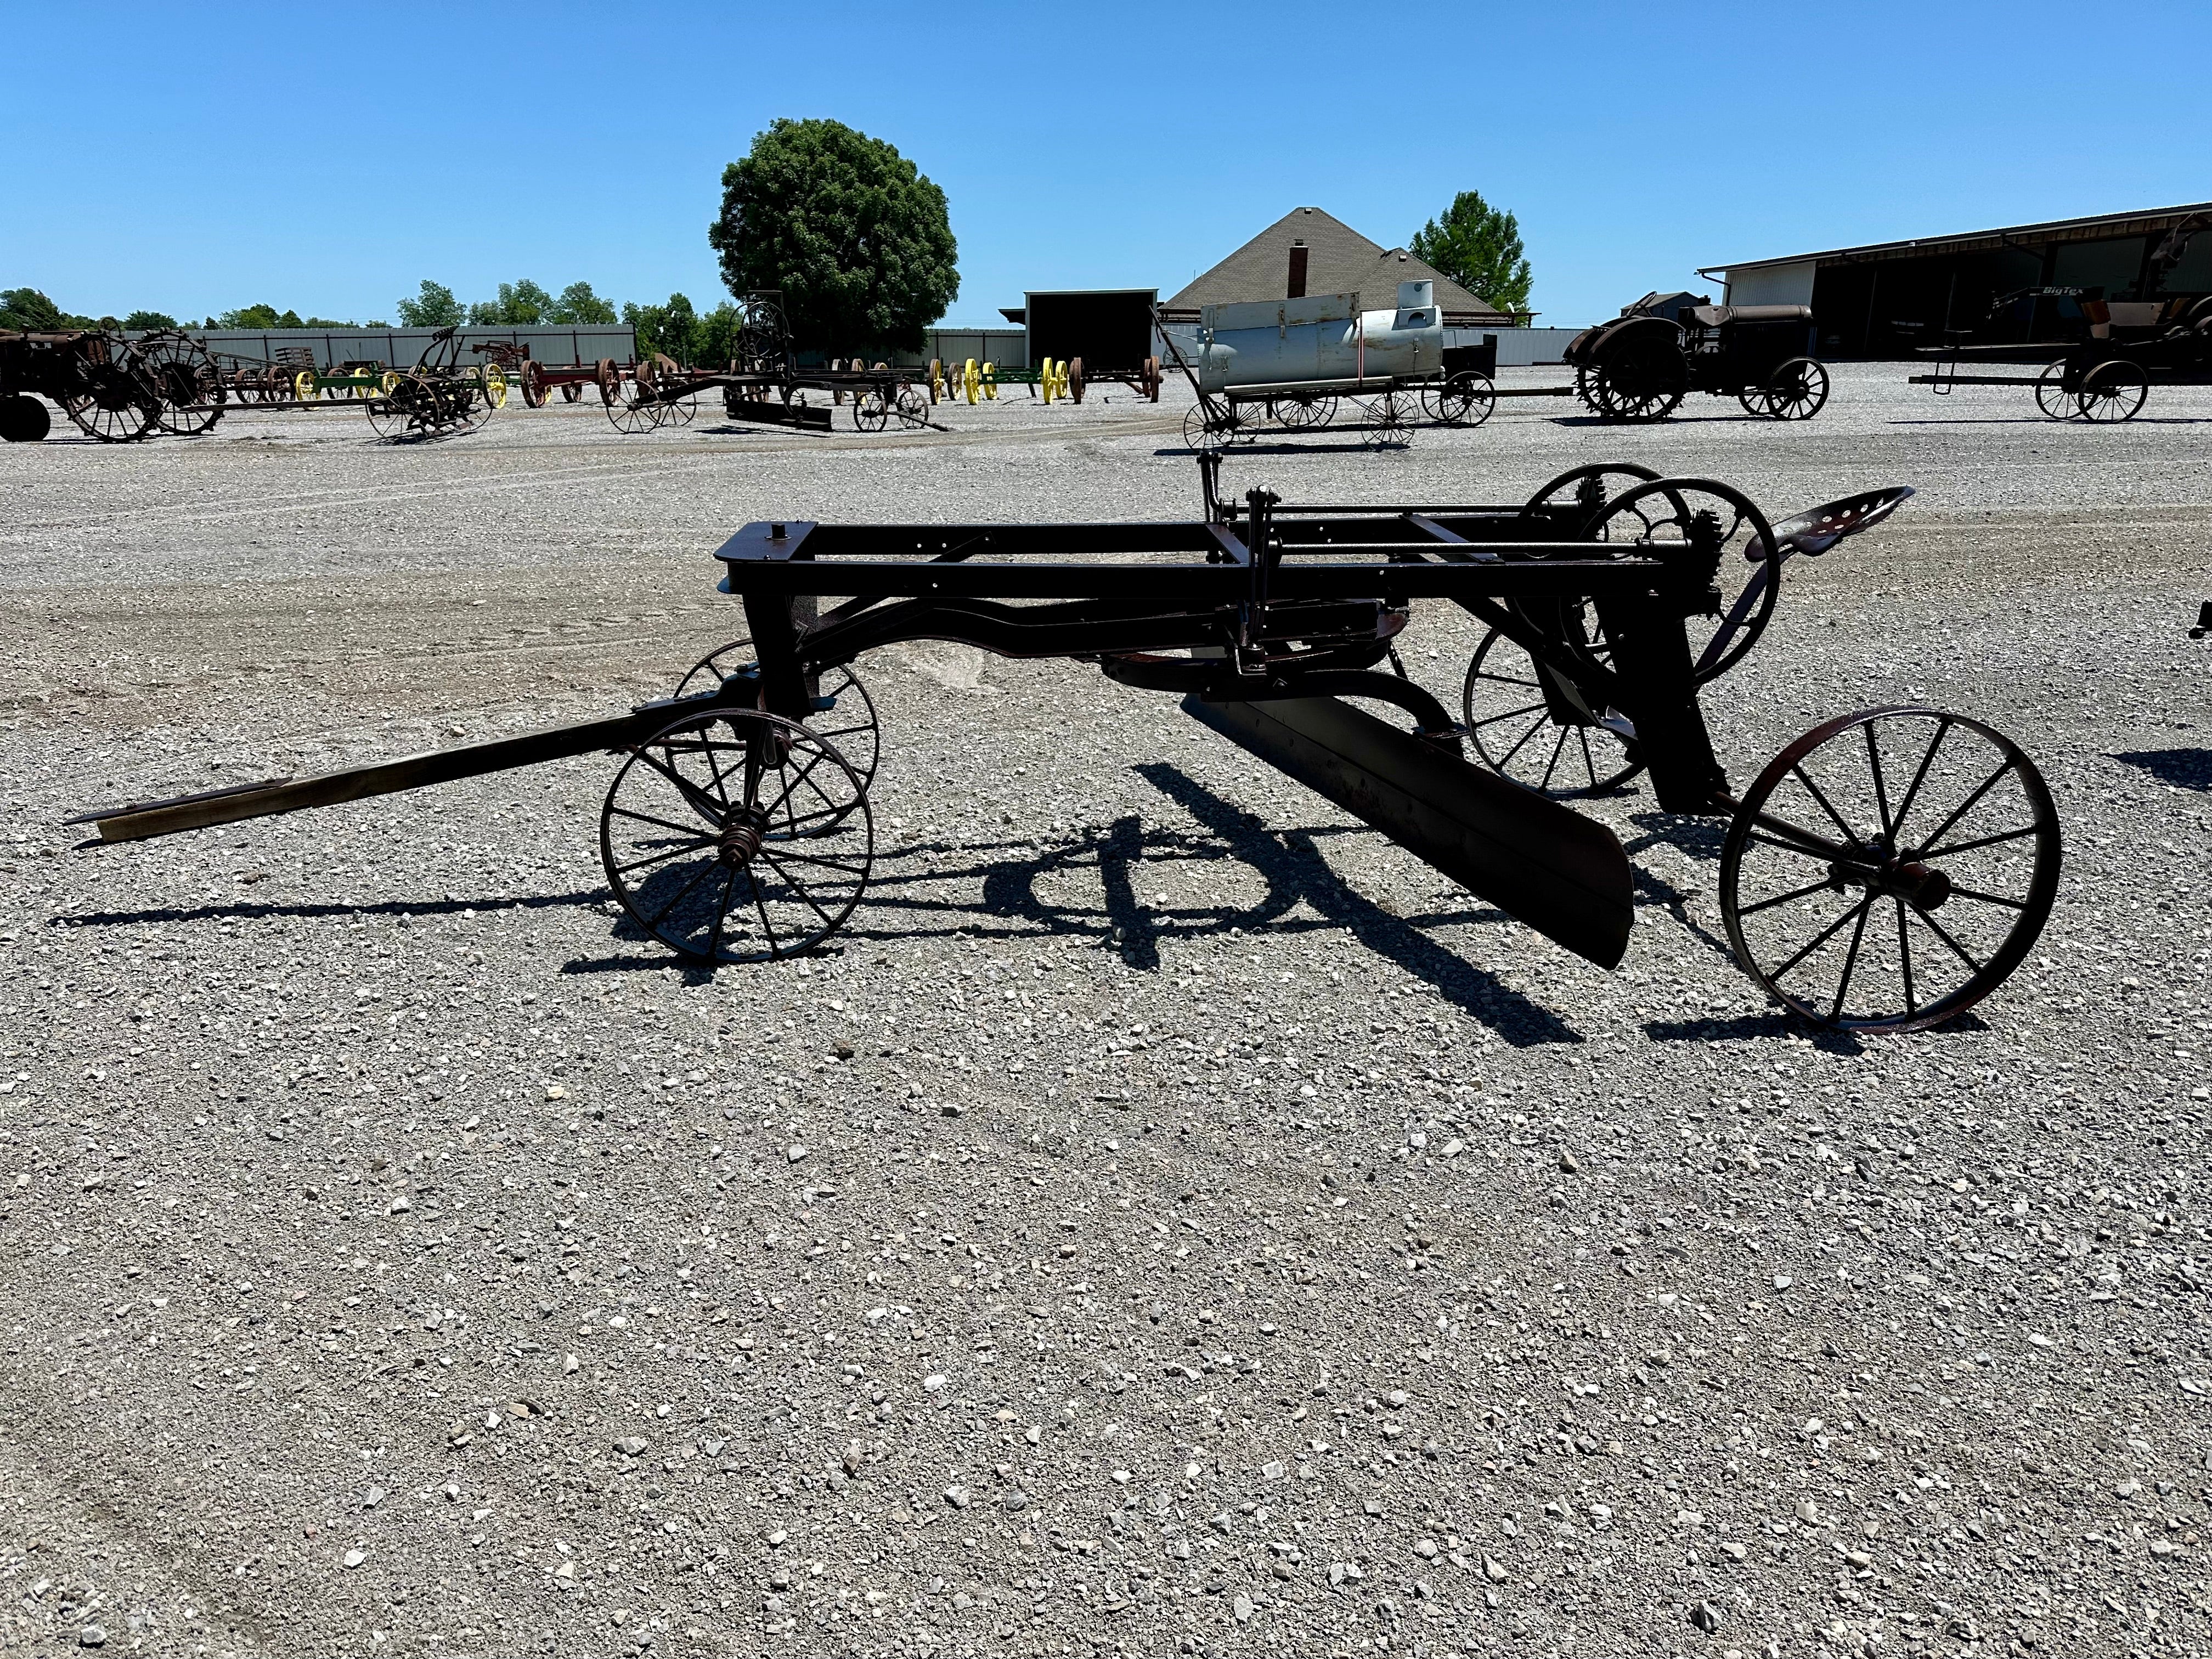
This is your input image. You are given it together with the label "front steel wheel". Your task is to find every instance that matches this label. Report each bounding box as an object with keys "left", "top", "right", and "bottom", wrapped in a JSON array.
[
  {"left": 1719, "top": 708, "right": 2059, "bottom": 1031},
  {"left": 601, "top": 708, "right": 873, "bottom": 964}
]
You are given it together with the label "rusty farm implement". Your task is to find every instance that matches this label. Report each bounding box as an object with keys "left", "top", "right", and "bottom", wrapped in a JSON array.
[{"left": 72, "top": 460, "right": 2057, "bottom": 1032}]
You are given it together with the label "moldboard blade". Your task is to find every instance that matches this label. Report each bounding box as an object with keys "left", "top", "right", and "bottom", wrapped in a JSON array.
[{"left": 1186, "top": 695, "right": 1633, "bottom": 968}]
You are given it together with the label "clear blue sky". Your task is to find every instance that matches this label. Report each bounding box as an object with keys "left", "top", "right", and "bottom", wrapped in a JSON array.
[{"left": 6, "top": 0, "right": 2208, "bottom": 330}]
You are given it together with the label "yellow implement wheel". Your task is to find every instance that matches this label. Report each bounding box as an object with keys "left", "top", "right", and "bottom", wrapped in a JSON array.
[
  {"left": 961, "top": 359, "right": 979, "bottom": 404},
  {"left": 927, "top": 358, "right": 944, "bottom": 403},
  {"left": 1039, "top": 357, "right": 1056, "bottom": 404},
  {"left": 294, "top": 369, "right": 319, "bottom": 403},
  {"left": 981, "top": 361, "right": 997, "bottom": 400},
  {"left": 380, "top": 369, "right": 401, "bottom": 397},
  {"left": 482, "top": 364, "right": 509, "bottom": 410}
]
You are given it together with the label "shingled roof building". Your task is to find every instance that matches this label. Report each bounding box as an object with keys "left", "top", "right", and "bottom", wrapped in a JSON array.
[{"left": 1163, "top": 206, "right": 1517, "bottom": 327}]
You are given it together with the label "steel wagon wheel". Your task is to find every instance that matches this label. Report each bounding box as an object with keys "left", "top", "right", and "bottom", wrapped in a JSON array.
[
  {"left": 1580, "top": 478, "right": 1780, "bottom": 681},
  {"left": 2033, "top": 360, "right": 2076, "bottom": 420},
  {"left": 1461, "top": 618, "right": 1639, "bottom": 798},
  {"left": 601, "top": 707, "right": 873, "bottom": 965},
  {"left": 1362, "top": 388, "right": 1413, "bottom": 448},
  {"left": 1271, "top": 392, "right": 1335, "bottom": 431},
  {"left": 674, "top": 634, "right": 881, "bottom": 808},
  {"left": 134, "top": 331, "right": 224, "bottom": 436},
  {"left": 1423, "top": 370, "right": 1496, "bottom": 427},
  {"left": 1754, "top": 357, "right": 1829, "bottom": 421},
  {"left": 2076, "top": 359, "right": 2148, "bottom": 422},
  {"left": 66, "top": 363, "right": 163, "bottom": 442},
  {"left": 1719, "top": 707, "right": 2059, "bottom": 1031}
]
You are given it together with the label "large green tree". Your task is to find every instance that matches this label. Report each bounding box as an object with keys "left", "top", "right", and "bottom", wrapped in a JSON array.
[
  {"left": 708, "top": 119, "right": 958, "bottom": 352},
  {"left": 623, "top": 293, "right": 699, "bottom": 364},
  {"left": 1, "top": 289, "right": 90, "bottom": 330},
  {"left": 1409, "top": 190, "right": 1534, "bottom": 319},
  {"left": 396, "top": 280, "right": 465, "bottom": 328},
  {"left": 549, "top": 280, "right": 618, "bottom": 325}
]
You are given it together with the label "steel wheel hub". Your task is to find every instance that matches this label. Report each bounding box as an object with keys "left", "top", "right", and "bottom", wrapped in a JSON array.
[{"left": 718, "top": 808, "right": 769, "bottom": 867}]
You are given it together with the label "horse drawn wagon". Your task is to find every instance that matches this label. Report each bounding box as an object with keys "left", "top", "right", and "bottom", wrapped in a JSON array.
[{"left": 76, "top": 456, "right": 2055, "bottom": 1032}]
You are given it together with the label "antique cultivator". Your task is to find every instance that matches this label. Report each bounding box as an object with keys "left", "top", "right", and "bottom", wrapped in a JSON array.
[{"left": 75, "top": 461, "right": 2058, "bottom": 1032}]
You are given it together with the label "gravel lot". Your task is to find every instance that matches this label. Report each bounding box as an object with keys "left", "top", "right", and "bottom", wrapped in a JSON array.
[{"left": 3, "top": 366, "right": 2210, "bottom": 1659}]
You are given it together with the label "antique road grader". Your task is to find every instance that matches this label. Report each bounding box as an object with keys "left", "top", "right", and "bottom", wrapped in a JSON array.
[{"left": 75, "top": 461, "right": 2058, "bottom": 1032}]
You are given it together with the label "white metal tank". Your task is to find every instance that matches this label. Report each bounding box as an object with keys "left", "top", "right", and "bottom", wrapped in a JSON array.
[{"left": 1194, "top": 281, "right": 1442, "bottom": 391}]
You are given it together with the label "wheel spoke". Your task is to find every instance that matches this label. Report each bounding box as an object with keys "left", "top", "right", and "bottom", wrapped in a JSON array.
[
  {"left": 759, "top": 846, "right": 870, "bottom": 873},
  {"left": 1910, "top": 758, "right": 2019, "bottom": 856},
  {"left": 608, "top": 804, "right": 715, "bottom": 839},
  {"left": 1538, "top": 727, "right": 1568, "bottom": 791},
  {"left": 1493, "top": 710, "right": 1553, "bottom": 770},
  {"left": 1888, "top": 717, "right": 1952, "bottom": 842},
  {"left": 1896, "top": 900, "right": 1917, "bottom": 1015},
  {"left": 755, "top": 848, "right": 843, "bottom": 930},
  {"left": 1471, "top": 702, "right": 1550, "bottom": 730},
  {"left": 1770, "top": 899, "right": 1869, "bottom": 984},
  {"left": 630, "top": 746, "right": 725, "bottom": 823},
  {"left": 642, "top": 854, "right": 724, "bottom": 930},
  {"left": 1944, "top": 884, "right": 2027, "bottom": 910},
  {"left": 706, "top": 866, "right": 737, "bottom": 960},
  {"left": 1737, "top": 874, "right": 1837, "bottom": 917},
  {"left": 1916, "top": 821, "right": 2040, "bottom": 861},
  {"left": 1864, "top": 720, "right": 1893, "bottom": 839},
  {"left": 1829, "top": 899, "right": 1875, "bottom": 1021},
  {"left": 1912, "top": 905, "right": 1984, "bottom": 975},
  {"left": 748, "top": 867, "right": 781, "bottom": 955},
  {"left": 1789, "top": 764, "right": 1859, "bottom": 843},
  {"left": 1746, "top": 809, "right": 1852, "bottom": 861},
  {"left": 614, "top": 837, "right": 716, "bottom": 877}
]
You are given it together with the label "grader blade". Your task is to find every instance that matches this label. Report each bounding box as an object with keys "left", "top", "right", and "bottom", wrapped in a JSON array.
[{"left": 1185, "top": 695, "right": 1634, "bottom": 968}]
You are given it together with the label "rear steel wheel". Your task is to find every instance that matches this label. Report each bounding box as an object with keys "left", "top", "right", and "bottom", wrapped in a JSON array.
[
  {"left": 1424, "top": 370, "right": 1495, "bottom": 427},
  {"left": 1720, "top": 708, "right": 2059, "bottom": 1031},
  {"left": 1585, "top": 346, "right": 1687, "bottom": 422},
  {"left": 67, "top": 363, "right": 163, "bottom": 442},
  {"left": 2076, "top": 359, "right": 2147, "bottom": 422},
  {"left": 1362, "top": 388, "right": 1413, "bottom": 447},
  {"left": 675, "top": 635, "right": 881, "bottom": 806},
  {"left": 601, "top": 708, "right": 872, "bottom": 964},
  {"left": 1461, "top": 620, "right": 1639, "bottom": 797},
  {"left": 135, "top": 331, "right": 223, "bottom": 435}
]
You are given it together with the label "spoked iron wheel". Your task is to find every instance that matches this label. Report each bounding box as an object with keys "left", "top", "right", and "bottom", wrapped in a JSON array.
[
  {"left": 1518, "top": 463, "right": 1664, "bottom": 522},
  {"left": 600, "top": 708, "right": 873, "bottom": 964},
  {"left": 893, "top": 384, "right": 930, "bottom": 426},
  {"left": 2033, "top": 360, "right": 2075, "bottom": 420},
  {"left": 1272, "top": 393, "right": 1336, "bottom": 431},
  {"left": 1362, "top": 389, "right": 1413, "bottom": 447},
  {"left": 368, "top": 375, "right": 436, "bottom": 441},
  {"left": 606, "top": 385, "right": 657, "bottom": 433},
  {"left": 1719, "top": 708, "right": 2060, "bottom": 1031},
  {"left": 1747, "top": 357, "right": 1829, "bottom": 421},
  {"left": 560, "top": 380, "right": 584, "bottom": 403},
  {"left": 1581, "top": 478, "right": 1780, "bottom": 681},
  {"left": 1424, "top": 371, "right": 1495, "bottom": 427},
  {"left": 1183, "top": 400, "right": 1231, "bottom": 453},
  {"left": 1461, "top": 617, "right": 1639, "bottom": 798},
  {"left": 1585, "top": 347, "right": 1687, "bottom": 422},
  {"left": 853, "top": 387, "right": 891, "bottom": 432},
  {"left": 135, "top": 332, "right": 224, "bottom": 435},
  {"left": 66, "top": 364, "right": 163, "bottom": 442},
  {"left": 664, "top": 394, "right": 698, "bottom": 427},
  {"left": 674, "top": 635, "right": 881, "bottom": 806},
  {"left": 2076, "top": 360, "right": 2148, "bottom": 422}
]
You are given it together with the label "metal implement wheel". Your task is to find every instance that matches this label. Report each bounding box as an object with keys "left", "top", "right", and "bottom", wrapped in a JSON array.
[
  {"left": 2076, "top": 359, "right": 2148, "bottom": 422},
  {"left": 1519, "top": 463, "right": 1662, "bottom": 520},
  {"left": 1362, "top": 388, "right": 1413, "bottom": 447},
  {"left": 600, "top": 708, "right": 872, "bottom": 965},
  {"left": 2032, "top": 360, "right": 2075, "bottom": 420},
  {"left": 134, "top": 331, "right": 223, "bottom": 435},
  {"left": 853, "top": 386, "right": 891, "bottom": 432},
  {"left": 368, "top": 373, "right": 436, "bottom": 441},
  {"left": 1424, "top": 370, "right": 1496, "bottom": 427},
  {"left": 1183, "top": 400, "right": 1229, "bottom": 453},
  {"left": 66, "top": 362, "right": 163, "bottom": 442},
  {"left": 560, "top": 380, "right": 583, "bottom": 403},
  {"left": 1271, "top": 393, "right": 1335, "bottom": 430},
  {"left": 893, "top": 383, "right": 930, "bottom": 426},
  {"left": 1719, "top": 707, "right": 2059, "bottom": 1031},
  {"left": 605, "top": 381, "right": 656, "bottom": 433},
  {"left": 1760, "top": 357, "right": 1829, "bottom": 421},
  {"left": 520, "top": 359, "right": 548, "bottom": 408},
  {"left": 480, "top": 364, "right": 509, "bottom": 410},
  {"left": 1581, "top": 478, "right": 1779, "bottom": 681},
  {"left": 1583, "top": 345, "right": 1687, "bottom": 422},
  {"left": 1461, "top": 620, "right": 1639, "bottom": 798},
  {"left": 674, "top": 635, "right": 881, "bottom": 802},
  {"left": 664, "top": 394, "right": 698, "bottom": 427}
]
